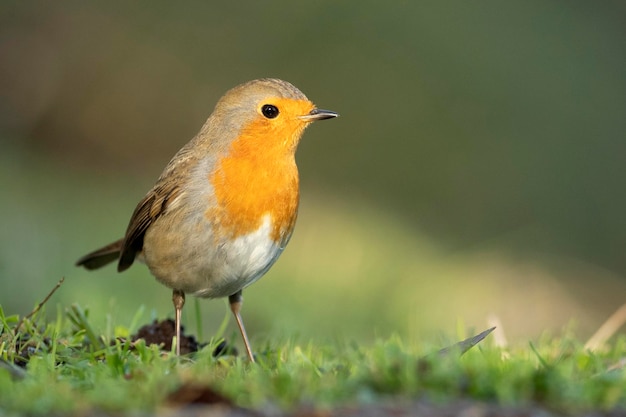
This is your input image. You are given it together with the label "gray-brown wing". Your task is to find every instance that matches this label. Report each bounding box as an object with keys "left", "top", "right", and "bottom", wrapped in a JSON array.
[{"left": 117, "top": 183, "right": 182, "bottom": 272}]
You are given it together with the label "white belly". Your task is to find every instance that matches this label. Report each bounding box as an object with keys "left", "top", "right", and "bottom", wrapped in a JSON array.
[
  {"left": 193, "top": 214, "right": 284, "bottom": 297},
  {"left": 144, "top": 214, "right": 285, "bottom": 298}
]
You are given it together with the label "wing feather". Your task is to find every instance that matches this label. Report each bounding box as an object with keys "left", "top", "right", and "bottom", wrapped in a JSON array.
[{"left": 117, "top": 183, "right": 182, "bottom": 271}]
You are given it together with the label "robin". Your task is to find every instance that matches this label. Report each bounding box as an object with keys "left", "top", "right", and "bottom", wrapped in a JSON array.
[{"left": 76, "top": 78, "right": 338, "bottom": 361}]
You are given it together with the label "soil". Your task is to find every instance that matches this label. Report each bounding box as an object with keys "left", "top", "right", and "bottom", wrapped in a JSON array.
[{"left": 131, "top": 318, "right": 236, "bottom": 357}]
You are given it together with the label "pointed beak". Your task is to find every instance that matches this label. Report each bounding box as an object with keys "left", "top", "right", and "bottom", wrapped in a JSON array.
[{"left": 299, "top": 108, "right": 339, "bottom": 121}]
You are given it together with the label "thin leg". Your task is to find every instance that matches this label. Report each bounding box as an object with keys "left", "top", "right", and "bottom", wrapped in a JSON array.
[
  {"left": 172, "top": 289, "right": 185, "bottom": 356},
  {"left": 229, "top": 291, "right": 255, "bottom": 362}
]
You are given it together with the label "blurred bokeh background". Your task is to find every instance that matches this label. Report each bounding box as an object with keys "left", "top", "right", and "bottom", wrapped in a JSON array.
[{"left": 1, "top": 1, "right": 625, "bottom": 347}]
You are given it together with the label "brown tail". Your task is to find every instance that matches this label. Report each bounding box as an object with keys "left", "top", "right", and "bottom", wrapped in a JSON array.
[{"left": 76, "top": 239, "right": 124, "bottom": 270}]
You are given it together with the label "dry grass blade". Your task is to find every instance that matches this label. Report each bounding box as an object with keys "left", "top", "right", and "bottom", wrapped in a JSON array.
[
  {"left": 487, "top": 314, "right": 508, "bottom": 348},
  {"left": 0, "top": 358, "right": 27, "bottom": 380},
  {"left": 438, "top": 327, "right": 496, "bottom": 357},
  {"left": 585, "top": 303, "right": 626, "bottom": 351}
]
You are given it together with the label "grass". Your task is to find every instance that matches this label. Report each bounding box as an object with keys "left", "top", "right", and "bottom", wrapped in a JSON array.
[
  {"left": 2, "top": 154, "right": 626, "bottom": 415},
  {"left": 1, "top": 290, "right": 626, "bottom": 416}
]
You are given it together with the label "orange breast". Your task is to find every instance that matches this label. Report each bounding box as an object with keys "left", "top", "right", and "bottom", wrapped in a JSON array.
[{"left": 206, "top": 114, "right": 305, "bottom": 243}]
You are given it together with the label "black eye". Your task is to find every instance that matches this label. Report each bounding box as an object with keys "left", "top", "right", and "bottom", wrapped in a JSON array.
[{"left": 261, "top": 104, "right": 279, "bottom": 119}]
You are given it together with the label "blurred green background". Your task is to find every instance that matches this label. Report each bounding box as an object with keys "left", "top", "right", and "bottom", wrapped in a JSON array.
[{"left": 1, "top": 1, "right": 625, "bottom": 347}]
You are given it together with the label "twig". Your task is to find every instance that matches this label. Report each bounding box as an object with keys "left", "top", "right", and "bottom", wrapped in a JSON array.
[{"left": 14, "top": 277, "right": 65, "bottom": 335}]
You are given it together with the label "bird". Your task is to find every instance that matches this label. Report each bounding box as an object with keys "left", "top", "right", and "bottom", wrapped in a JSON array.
[{"left": 76, "top": 78, "right": 338, "bottom": 361}]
